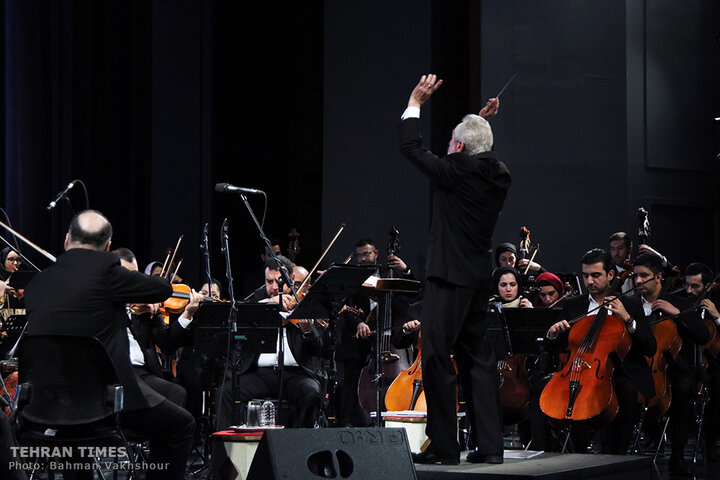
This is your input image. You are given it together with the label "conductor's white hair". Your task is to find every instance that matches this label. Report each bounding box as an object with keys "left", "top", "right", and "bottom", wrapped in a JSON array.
[{"left": 453, "top": 114, "right": 493, "bottom": 155}]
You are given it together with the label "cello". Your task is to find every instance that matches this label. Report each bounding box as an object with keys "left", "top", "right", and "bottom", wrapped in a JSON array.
[{"left": 539, "top": 277, "right": 631, "bottom": 430}]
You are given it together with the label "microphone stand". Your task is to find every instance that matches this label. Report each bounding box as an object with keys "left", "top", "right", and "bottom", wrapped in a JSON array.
[
  {"left": 237, "top": 193, "right": 301, "bottom": 427},
  {"left": 217, "top": 218, "right": 238, "bottom": 430}
]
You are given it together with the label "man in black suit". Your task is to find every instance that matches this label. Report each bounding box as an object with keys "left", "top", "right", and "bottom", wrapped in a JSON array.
[
  {"left": 113, "top": 247, "right": 202, "bottom": 407},
  {"left": 217, "top": 254, "right": 326, "bottom": 429},
  {"left": 400, "top": 74, "right": 511, "bottom": 464},
  {"left": 634, "top": 253, "right": 708, "bottom": 475},
  {"left": 24, "top": 210, "right": 194, "bottom": 480},
  {"left": 546, "top": 248, "right": 656, "bottom": 455}
]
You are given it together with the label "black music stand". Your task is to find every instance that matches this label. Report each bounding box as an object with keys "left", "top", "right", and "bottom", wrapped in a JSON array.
[
  {"left": 502, "top": 307, "right": 564, "bottom": 354},
  {"left": 193, "top": 302, "right": 280, "bottom": 355},
  {"left": 287, "top": 264, "right": 378, "bottom": 321}
]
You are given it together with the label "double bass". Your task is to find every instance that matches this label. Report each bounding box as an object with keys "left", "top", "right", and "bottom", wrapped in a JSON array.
[
  {"left": 358, "top": 228, "right": 413, "bottom": 419},
  {"left": 539, "top": 277, "right": 631, "bottom": 429}
]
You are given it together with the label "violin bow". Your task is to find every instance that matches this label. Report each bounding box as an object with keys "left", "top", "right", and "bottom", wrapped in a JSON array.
[
  {"left": 300, "top": 223, "right": 346, "bottom": 292},
  {"left": 0, "top": 219, "right": 56, "bottom": 263}
]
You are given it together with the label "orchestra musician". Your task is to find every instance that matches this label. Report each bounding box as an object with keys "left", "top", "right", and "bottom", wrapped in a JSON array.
[
  {"left": 495, "top": 242, "right": 544, "bottom": 274},
  {"left": 683, "top": 263, "right": 720, "bottom": 462},
  {"left": 113, "top": 247, "right": 202, "bottom": 408},
  {"left": 532, "top": 272, "right": 565, "bottom": 308},
  {"left": 335, "top": 238, "right": 415, "bottom": 427},
  {"left": 24, "top": 210, "right": 195, "bottom": 480},
  {"left": 634, "top": 254, "right": 709, "bottom": 475},
  {"left": 609, "top": 232, "right": 634, "bottom": 293},
  {"left": 216, "top": 254, "right": 326, "bottom": 429},
  {"left": 546, "top": 248, "right": 655, "bottom": 455},
  {"left": 0, "top": 247, "right": 22, "bottom": 299},
  {"left": 400, "top": 73, "right": 510, "bottom": 465},
  {"left": 492, "top": 266, "right": 532, "bottom": 308}
]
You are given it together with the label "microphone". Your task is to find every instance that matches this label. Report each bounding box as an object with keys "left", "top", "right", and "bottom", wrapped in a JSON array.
[
  {"left": 215, "top": 183, "right": 263, "bottom": 195},
  {"left": 47, "top": 181, "right": 77, "bottom": 211}
]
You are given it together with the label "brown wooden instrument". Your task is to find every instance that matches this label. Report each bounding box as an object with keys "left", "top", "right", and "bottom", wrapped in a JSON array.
[
  {"left": 498, "top": 354, "right": 530, "bottom": 425},
  {"left": 384, "top": 332, "right": 427, "bottom": 412},
  {"left": 644, "top": 316, "right": 681, "bottom": 418},
  {"left": 539, "top": 278, "right": 631, "bottom": 430}
]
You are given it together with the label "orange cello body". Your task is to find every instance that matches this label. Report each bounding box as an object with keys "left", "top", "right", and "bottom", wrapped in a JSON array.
[
  {"left": 384, "top": 333, "right": 459, "bottom": 412},
  {"left": 539, "top": 313, "right": 631, "bottom": 430},
  {"left": 498, "top": 354, "right": 530, "bottom": 425},
  {"left": 644, "top": 318, "right": 681, "bottom": 418}
]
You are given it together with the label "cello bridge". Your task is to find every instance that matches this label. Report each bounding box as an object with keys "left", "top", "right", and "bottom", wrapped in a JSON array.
[{"left": 380, "top": 351, "right": 400, "bottom": 363}]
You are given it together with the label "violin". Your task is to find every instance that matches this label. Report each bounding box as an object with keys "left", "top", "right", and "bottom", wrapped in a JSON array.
[{"left": 539, "top": 277, "right": 631, "bottom": 430}]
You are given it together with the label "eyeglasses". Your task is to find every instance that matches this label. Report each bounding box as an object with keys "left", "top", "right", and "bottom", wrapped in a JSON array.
[
  {"left": 354, "top": 251, "right": 376, "bottom": 258},
  {"left": 6, "top": 257, "right": 21, "bottom": 264}
]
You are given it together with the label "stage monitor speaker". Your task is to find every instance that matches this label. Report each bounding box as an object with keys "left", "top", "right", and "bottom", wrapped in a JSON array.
[{"left": 247, "top": 427, "right": 417, "bottom": 480}]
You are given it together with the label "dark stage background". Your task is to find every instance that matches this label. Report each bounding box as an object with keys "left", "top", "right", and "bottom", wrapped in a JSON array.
[{"left": 2, "top": 0, "right": 719, "bottom": 298}]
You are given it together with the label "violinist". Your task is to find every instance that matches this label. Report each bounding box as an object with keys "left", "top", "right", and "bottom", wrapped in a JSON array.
[
  {"left": 633, "top": 253, "right": 708, "bottom": 474},
  {"left": 114, "top": 247, "right": 201, "bottom": 408},
  {"left": 683, "top": 263, "right": 720, "bottom": 463},
  {"left": 546, "top": 248, "right": 654, "bottom": 455},
  {"left": 216, "top": 254, "right": 325, "bottom": 429},
  {"left": 491, "top": 266, "right": 533, "bottom": 308},
  {"left": 609, "top": 232, "right": 634, "bottom": 293},
  {"left": 250, "top": 255, "right": 296, "bottom": 307},
  {"left": 24, "top": 210, "right": 194, "bottom": 480},
  {"left": 532, "top": 272, "right": 565, "bottom": 308},
  {"left": 199, "top": 277, "right": 224, "bottom": 300},
  {"left": 0, "top": 247, "right": 21, "bottom": 282}
]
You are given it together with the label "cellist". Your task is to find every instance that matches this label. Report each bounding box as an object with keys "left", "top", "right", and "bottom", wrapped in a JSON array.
[
  {"left": 546, "top": 248, "right": 654, "bottom": 454},
  {"left": 634, "top": 254, "right": 709, "bottom": 475},
  {"left": 684, "top": 263, "right": 720, "bottom": 462}
]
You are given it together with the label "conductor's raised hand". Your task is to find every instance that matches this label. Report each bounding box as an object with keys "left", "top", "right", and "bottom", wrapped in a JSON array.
[
  {"left": 479, "top": 97, "right": 499, "bottom": 119},
  {"left": 408, "top": 74, "right": 443, "bottom": 108}
]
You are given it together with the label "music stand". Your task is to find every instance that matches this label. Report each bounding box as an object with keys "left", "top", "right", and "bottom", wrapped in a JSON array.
[
  {"left": 502, "top": 308, "right": 564, "bottom": 354},
  {"left": 288, "top": 264, "right": 378, "bottom": 320},
  {"left": 193, "top": 302, "right": 280, "bottom": 355}
]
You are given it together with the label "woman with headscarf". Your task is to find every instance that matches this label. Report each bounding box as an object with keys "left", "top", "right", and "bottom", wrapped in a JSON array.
[
  {"left": 0, "top": 247, "right": 21, "bottom": 282},
  {"left": 532, "top": 272, "right": 566, "bottom": 308},
  {"left": 491, "top": 266, "right": 533, "bottom": 308}
]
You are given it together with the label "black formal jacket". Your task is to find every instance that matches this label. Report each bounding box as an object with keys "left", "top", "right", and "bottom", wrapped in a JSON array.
[
  {"left": 548, "top": 294, "right": 657, "bottom": 400},
  {"left": 656, "top": 292, "right": 709, "bottom": 382},
  {"left": 399, "top": 116, "right": 511, "bottom": 288},
  {"left": 130, "top": 311, "right": 191, "bottom": 378},
  {"left": 25, "top": 248, "right": 173, "bottom": 411},
  {"left": 233, "top": 319, "right": 326, "bottom": 382}
]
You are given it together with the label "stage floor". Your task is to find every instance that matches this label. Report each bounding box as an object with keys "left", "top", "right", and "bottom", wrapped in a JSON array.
[{"left": 415, "top": 451, "right": 652, "bottom": 480}]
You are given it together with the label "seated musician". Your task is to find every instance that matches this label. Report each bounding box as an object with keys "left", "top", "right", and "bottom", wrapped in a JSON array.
[
  {"left": 532, "top": 272, "right": 565, "bottom": 308},
  {"left": 491, "top": 266, "right": 532, "bottom": 308},
  {"left": 24, "top": 210, "right": 194, "bottom": 480},
  {"left": 216, "top": 254, "right": 326, "bottom": 429},
  {"left": 335, "top": 238, "right": 416, "bottom": 427},
  {"left": 684, "top": 263, "right": 720, "bottom": 462},
  {"left": 199, "top": 277, "right": 224, "bottom": 300},
  {"left": 546, "top": 248, "right": 655, "bottom": 455},
  {"left": 608, "top": 232, "right": 635, "bottom": 293},
  {"left": 114, "top": 247, "right": 202, "bottom": 408},
  {"left": 0, "top": 247, "right": 21, "bottom": 300},
  {"left": 495, "top": 242, "right": 544, "bottom": 274},
  {"left": 635, "top": 254, "right": 709, "bottom": 474}
]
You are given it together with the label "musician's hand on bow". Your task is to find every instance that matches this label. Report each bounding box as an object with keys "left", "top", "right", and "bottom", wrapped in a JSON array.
[
  {"left": 479, "top": 97, "right": 499, "bottom": 119},
  {"left": 700, "top": 299, "right": 720, "bottom": 320},
  {"left": 651, "top": 299, "right": 680, "bottom": 317},
  {"left": 408, "top": 74, "right": 443, "bottom": 108},
  {"left": 387, "top": 255, "right": 408, "bottom": 273},
  {"left": 356, "top": 321, "right": 371, "bottom": 339},
  {"left": 547, "top": 320, "right": 571, "bottom": 340},
  {"left": 402, "top": 320, "right": 421, "bottom": 333},
  {"left": 517, "top": 258, "right": 542, "bottom": 272}
]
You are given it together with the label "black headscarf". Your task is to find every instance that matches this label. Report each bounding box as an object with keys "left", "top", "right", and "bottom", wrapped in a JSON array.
[
  {"left": 494, "top": 242, "right": 517, "bottom": 268},
  {"left": 0, "top": 247, "right": 16, "bottom": 281}
]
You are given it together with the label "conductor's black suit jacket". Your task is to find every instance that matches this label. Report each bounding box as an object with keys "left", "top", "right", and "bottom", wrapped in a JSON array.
[
  {"left": 399, "top": 116, "right": 511, "bottom": 288},
  {"left": 25, "top": 248, "right": 173, "bottom": 411}
]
